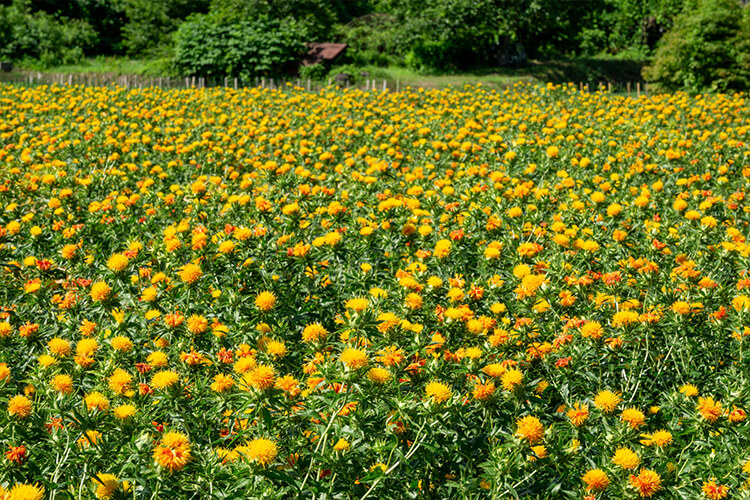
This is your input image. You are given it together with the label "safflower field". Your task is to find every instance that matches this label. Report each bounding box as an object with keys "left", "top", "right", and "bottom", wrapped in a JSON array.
[{"left": 0, "top": 81, "right": 748, "bottom": 499}]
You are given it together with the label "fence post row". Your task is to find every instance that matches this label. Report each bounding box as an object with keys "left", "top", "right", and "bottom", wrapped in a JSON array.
[{"left": 0, "top": 71, "right": 652, "bottom": 96}]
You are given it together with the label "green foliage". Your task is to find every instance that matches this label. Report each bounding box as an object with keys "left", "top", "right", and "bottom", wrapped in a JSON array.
[
  {"left": 345, "top": 0, "right": 614, "bottom": 69},
  {"left": 643, "top": 0, "right": 750, "bottom": 92},
  {"left": 27, "top": 0, "right": 127, "bottom": 54},
  {"left": 8, "top": 0, "right": 748, "bottom": 89},
  {"left": 382, "top": 0, "right": 519, "bottom": 70},
  {"left": 172, "top": 14, "right": 306, "bottom": 80},
  {"left": 117, "top": 0, "right": 209, "bottom": 57},
  {"left": 207, "top": 0, "right": 339, "bottom": 40},
  {"left": 298, "top": 63, "right": 327, "bottom": 81},
  {"left": 335, "top": 13, "right": 399, "bottom": 67},
  {"left": 515, "top": 0, "right": 607, "bottom": 58},
  {"left": 590, "top": 0, "right": 684, "bottom": 56},
  {"left": 76, "top": 0, "right": 127, "bottom": 55},
  {"left": 0, "top": 0, "right": 97, "bottom": 66},
  {"left": 325, "top": 63, "right": 391, "bottom": 84}
]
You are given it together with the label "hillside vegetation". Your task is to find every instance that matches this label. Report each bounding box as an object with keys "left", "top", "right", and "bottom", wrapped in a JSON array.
[
  {"left": 0, "top": 0, "right": 750, "bottom": 84},
  {"left": 0, "top": 0, "right": 748, "bottom": 91}
]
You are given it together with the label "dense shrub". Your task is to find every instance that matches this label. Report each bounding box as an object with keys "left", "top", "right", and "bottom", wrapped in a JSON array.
[
  {"left": 643, "top": 0, "right": 750, "bottom": 92},
  {"left": 348, "top": 0, "right": 611, "bottom": 70},
  {"left": 207, "top": 0, "right": 339, "bottom": 41},
  {"left": 172, "top": 14, "right": 306, "bottom": 80},
  {"left": 335, "top": 13, "right": 400, "bottom": 67},
  {"left": 588, "top": 0, "right": 684, "bottom": 57},
  {"left": 28, "top": 0, "right": 127, "bottom": 55},
  {"left": 298, "top": 63, "right": 327, "bottom": 81},
  {"left": 0, "top": 0, "right": 97, "bottom": 66},
  {"left": 387, "top": 0, "right": 517, "bottom": 71},
  {"left": 119, "top": 0, "right": 209, "bottom": 57}
]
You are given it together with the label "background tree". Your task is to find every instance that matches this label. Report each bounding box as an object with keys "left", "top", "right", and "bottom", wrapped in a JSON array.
[
  {"left": 643, "top": 0, "right": 750, "bottom": 92},
  {"left": 1, "top": 0, "right": 749, "bottom": 93},
  {"left": 117, "top": 0, "right": 210, "bottom": 57},
  {"left": 172, "top": 13, "right": 306, "bottom": 80},
  {"left": 0, "top": 0, "right": 97, "bottom": 65},
  {"left": 207, "top": 0, "right": 343, "bottom": 40}
]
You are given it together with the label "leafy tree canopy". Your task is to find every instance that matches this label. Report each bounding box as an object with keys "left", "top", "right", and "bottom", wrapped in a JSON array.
[{"left": 644, "top": 0, "right": 750, "bottom": 92}]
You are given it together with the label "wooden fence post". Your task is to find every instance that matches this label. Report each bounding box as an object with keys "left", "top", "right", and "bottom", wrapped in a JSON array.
[{"left": 636, "top": 82, "right": 641, "bottom": 97}]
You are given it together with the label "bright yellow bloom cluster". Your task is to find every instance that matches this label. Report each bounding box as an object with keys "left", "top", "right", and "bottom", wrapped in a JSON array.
[{"left": 0, "top": 81, "right": 747, "bottom": 497}]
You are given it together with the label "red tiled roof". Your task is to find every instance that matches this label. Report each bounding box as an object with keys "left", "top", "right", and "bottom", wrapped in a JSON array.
[{"left": 303, "top": 43, "right": 347, "bottom": 66}]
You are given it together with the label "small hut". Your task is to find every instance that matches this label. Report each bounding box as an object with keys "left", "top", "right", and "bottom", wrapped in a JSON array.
[{"left": 302, "top": 43, "right": 347, "bottom": 67}]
